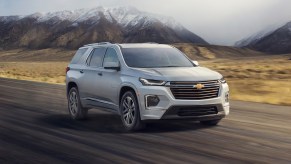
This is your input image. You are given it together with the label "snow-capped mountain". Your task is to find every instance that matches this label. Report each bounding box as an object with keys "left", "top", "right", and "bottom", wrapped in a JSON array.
[
  {"left": 234, "top": 27, "right": 277, "bottom": 47},
  {"left": 235, "top": 21, "right": 291, "bottom": 54},
  {"left": 0, "top": 6, "right": 208, "bottom": 49}
]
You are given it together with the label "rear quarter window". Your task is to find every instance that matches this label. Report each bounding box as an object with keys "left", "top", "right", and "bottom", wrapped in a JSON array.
[{"left": 70, "top": 48, "right": 88, "bottom": 64}]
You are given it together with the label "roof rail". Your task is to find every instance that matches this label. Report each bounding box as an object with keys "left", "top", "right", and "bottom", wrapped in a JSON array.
[{"left": 84, "top": 42, "right": 112, "bottom": 47}]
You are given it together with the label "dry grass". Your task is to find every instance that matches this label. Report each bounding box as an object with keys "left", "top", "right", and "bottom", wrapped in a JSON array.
[
  {"left": 228, "top": 79, "right": 291, "bottom": 106},
  {"left": 0, "top": 62, "right": 67, "bottom": 84},
  {"left": 200, "top": 55, "right": 291, "bottom": 80},
  {"left": 200, "top": 55, "right": 291, "bottom": 106},
  {"left": 0, "top": 48, "right": 74, "bottom": 84},
  {"left": 0, "top": 48, "right": 290, "bottom": 106}
]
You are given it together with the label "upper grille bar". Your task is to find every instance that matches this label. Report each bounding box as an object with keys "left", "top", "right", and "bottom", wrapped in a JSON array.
[{"left": 169, "top": 80, "right": 220, "bottom": 100}]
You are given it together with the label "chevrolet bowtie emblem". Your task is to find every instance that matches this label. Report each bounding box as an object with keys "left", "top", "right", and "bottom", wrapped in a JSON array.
[{"left": 194, "top": 83, "right": 204, "bottom": 90}]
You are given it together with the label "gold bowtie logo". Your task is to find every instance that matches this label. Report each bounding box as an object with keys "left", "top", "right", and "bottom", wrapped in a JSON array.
[{"left": 194, "top": 83, "right": 204, "bottom": 90}]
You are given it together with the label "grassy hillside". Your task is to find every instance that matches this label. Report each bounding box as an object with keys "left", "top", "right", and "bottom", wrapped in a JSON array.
[
  {"left": 0, "top": 43, "right": 266, "bottom": 62},
  {"left": 0, "top": 48, "right": 75, "bottom": 62},
  {"left": 173, "top": 43, "right": 266, "bottom": 59}
]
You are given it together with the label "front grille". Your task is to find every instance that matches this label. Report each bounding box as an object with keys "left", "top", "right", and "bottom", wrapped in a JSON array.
[
  {"left": 177, "top": 106, "right": 218, "bottom": 116},
  {"left": 169, "top": 80, "right": 220, "bottom": 100}
]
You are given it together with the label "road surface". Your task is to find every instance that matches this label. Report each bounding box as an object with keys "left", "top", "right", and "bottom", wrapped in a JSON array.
[{"left": 0, "top": 78, "right": 290, "bottom": 163}]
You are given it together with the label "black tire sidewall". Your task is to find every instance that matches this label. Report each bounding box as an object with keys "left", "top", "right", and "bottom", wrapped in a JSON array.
[{"left": 68, "top": 87, "right": 87, "bottom": 120}]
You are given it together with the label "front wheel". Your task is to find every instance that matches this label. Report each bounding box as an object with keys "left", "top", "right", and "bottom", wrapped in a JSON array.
[
  {"left": 200, "top": 119, "right": 221, "bottom": 126},
  {"left": 120, "top": 91, "right": 145, "bottom": 131},
  {"left": 68, "top": 87, "right": 88, "bottom": 120}
]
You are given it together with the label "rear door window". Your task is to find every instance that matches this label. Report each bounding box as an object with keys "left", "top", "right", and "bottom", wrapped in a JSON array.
[
  {"left": 71, "top": 48, "right": 88, "bottom": 64},
  {"left": 88, "top": 47, "right": 107, "bottom": 67}
]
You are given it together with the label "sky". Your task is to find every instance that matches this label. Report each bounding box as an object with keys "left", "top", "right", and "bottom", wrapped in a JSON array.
[{"left": 1, "top": 0, "right": 291, "bottom": 45}]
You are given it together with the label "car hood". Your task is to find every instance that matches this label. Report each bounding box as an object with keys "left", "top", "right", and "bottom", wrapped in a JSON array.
[{"left": 133, "top": 67, "right": 222, "bottom": 81}]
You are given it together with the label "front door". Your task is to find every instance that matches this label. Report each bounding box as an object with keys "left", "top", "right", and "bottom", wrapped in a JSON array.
[{"left": 98, "top": 47, "right": 122, "bottom": 111}]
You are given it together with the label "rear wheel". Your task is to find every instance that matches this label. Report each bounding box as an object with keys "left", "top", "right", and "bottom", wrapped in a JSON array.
[
  {"left": 120, "top": 91, "right": 145, "bottom": 131},
  {"left": 68, "top": 87, "right": 88, "bottom": 120},
  {"left": 200, "top": 119, "right": 221, "bottom": 126}
]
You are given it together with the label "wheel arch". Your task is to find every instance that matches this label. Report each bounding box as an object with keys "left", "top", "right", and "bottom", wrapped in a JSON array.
[
  {"left": 119, "top": 85, "right": 139, "bottom": 104},
  {"left": 67, "top": 81, "right": 78, "bottom": 97},
  {"left": 118, "top": 83, "right": 141, "bottom": 111}
]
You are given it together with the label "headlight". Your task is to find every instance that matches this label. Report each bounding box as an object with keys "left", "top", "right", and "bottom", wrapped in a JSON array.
[
  {"left": 219, "top": 77, "right": 227, "bottom": 84},
  {"left": 139, "top": 78, "right": 166, "bottom": 86}
]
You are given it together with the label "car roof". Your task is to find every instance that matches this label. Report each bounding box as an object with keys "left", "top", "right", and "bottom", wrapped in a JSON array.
[
  {"left": 81, "top": 42, "right": 172, "bottom": 49},
  {"left": 118, "top": 43, "right": 171, "bottom": 48}
]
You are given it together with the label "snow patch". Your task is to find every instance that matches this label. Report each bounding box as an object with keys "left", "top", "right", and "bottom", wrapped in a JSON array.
[
  {"left": 71, "top": 22, "right": 78, "bottom": 26},
  {"left": 0, "top": 16, "right": 22, "bottom": 22},
  {"left": 26, "top": 12, "right": 43, "bottom": 19}
]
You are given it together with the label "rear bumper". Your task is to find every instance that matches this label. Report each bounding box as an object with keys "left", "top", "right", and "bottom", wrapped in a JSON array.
[{"left": 137, "top": 83, "right": 230, "bottom": 120}]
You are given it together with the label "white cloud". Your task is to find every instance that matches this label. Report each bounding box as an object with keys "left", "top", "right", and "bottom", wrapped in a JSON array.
[{"left": 1, "top": 0, "right": 291, "bottom": 45}]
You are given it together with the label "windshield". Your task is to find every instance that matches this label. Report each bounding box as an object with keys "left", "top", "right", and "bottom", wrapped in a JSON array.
[{"left": 121, "top": 47, "right": 194, "bottom": 68}]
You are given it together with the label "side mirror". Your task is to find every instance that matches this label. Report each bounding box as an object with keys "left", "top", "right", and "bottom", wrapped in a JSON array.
[
  {"left": 192, "top": 60, "right": 199, "bottom": 66},
  {"left": 104, "top": 61, "right": 120, "bottom": 71}
]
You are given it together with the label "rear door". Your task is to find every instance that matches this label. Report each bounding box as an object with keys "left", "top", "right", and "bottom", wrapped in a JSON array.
[
  {"left": 67, "top": 47, "right": 89, "bottom": 99},
  {"left": 78, "top": 47, "right": 107, "bottom": 107}
]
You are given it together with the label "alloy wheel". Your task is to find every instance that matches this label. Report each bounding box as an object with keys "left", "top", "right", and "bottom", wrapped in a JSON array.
[
  {"left": 122, "top": 96, "right": 136, "bottom": 126},
  {"left": 69, "top": 91, "right": 78, "bottom": 116}
]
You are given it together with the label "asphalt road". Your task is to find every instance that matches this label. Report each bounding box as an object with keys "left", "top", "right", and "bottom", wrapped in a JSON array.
[{"left": 0, "top": 78, "right": 291, "bottom": 163}]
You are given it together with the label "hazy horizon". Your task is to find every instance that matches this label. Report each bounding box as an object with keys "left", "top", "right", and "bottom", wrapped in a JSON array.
[{"left": 1, "top": 0, "right": 291, "bottom": 45}]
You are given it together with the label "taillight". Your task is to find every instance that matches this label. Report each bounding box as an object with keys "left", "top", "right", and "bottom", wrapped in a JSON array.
[{"left": 66, "top": 67, "right": 70, "bottom": 74}]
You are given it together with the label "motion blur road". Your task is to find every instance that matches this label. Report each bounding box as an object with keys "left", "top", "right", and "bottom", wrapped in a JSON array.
[{"left": 0, "top": 78, "right": 291, "bottom": 163}]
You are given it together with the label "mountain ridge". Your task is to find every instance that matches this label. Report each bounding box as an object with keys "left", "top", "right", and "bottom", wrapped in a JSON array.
[
  {"left": 0, "top": 6, "right": 208, "bottom": 49},
  {"left": 235, "top": 21, "right": 291, "bottom": 54}
]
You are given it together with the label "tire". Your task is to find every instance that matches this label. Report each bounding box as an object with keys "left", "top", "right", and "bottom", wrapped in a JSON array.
[
  {"left": 68, "top": 87, "right": 88, "bottom": 120},
  {"left": 200, "top": 119, "right": 221, "bottom": 126},
  {"left": 120, "top": 91, "right": 145, "bottom": 131}
]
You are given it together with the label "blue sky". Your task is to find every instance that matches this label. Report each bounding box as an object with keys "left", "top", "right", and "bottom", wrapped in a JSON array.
[{"left": 1, "top": 0, "right": 291, "bottom": 45}]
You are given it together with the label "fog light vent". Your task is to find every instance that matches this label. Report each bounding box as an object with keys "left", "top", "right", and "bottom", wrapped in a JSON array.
[{"left": 145, "top": 95, "right": 160, "bottom": 107}]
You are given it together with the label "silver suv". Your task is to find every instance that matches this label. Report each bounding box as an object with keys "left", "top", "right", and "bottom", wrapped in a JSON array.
[{"left": 66, "top": 42, "right": 230, "bottom": 131}]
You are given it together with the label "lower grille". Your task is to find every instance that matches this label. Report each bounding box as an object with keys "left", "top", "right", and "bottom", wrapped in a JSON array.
[
  {"left": 178, "top": 106, "right": 218, "bottom": 116},
  {"left": 170, "top": 80, "right": 220, "bottom": 100}
]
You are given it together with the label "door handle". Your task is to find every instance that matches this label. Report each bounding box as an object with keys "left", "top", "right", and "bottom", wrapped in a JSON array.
[
  {"left": 98, "top": 72, "right": 103, "bottom": 76},
  {"left": 80, "top": 70, "right": 84, "bottom": 74}
]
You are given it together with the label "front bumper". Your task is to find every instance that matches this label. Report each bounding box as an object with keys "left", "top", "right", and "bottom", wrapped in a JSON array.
[{"left": 137, "top": 83, "right": 230, "bottom": 120}]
